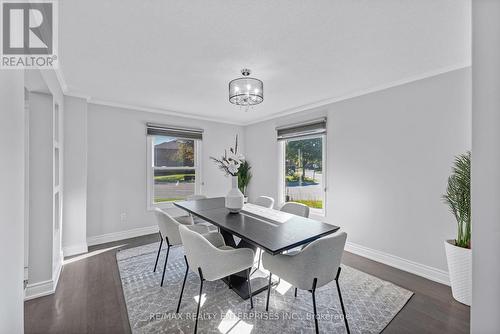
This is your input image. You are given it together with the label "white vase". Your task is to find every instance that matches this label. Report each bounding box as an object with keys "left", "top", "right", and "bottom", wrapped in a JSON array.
[
  {"left": 444, "top": 240, "right": 472, "bottom": 305},
  {"left": 225, "top": 176, "right": 244, "bottom": 213}
]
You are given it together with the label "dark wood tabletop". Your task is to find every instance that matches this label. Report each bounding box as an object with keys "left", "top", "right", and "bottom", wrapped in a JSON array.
[{"left": 174, "top": 197, "right": 340, "bottom": 255}]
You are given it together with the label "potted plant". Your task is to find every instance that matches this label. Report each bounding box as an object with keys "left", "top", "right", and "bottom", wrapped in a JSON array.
[
  {"left": 210, "top": 135, "right": 245, "bottom": 213},
  {"left": 442, "top": 151, "right": 471, "bottom": 305},
  {"left": 237, "top": 160, "right": 252, "bottom": 203}
]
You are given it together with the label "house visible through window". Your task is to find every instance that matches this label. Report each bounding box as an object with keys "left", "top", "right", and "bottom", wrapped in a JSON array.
[
  {"left": 278, "top": 119, "right": 326, "bottom": 215},
  {"left": 147, "top": 124, "right": 203, "bottom": 206}
]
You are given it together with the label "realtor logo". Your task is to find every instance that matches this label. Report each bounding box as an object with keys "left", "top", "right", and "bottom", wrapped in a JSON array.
[{"left": 1, "top": 0, "right": 58, "bottom": 68}]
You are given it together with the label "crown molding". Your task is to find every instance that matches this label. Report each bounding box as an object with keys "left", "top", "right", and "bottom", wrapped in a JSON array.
[
  {"left": 54, "top": 66, "right": 68, "bottom": 93},
  {"left": 86, "top": 98, "right": 245, "bottom": 126},
  {"left": 244, "top": 62, "right": 471, "bottom": 126},
  {"left": 58, "top": 62, "right": 470, "bottom": 127},
  {"left": 64, "top": 91, "right": 91, "bottom": 102}
]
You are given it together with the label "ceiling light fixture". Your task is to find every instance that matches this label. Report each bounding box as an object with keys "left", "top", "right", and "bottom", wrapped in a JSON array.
[{"left": 228, "top": 69, "right": 263, "bottom": 111}]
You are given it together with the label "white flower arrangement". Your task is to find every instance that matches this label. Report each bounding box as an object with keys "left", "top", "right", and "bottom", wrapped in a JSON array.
[{"left": 210, "top": 135, "right": 245, "bottom": 176}]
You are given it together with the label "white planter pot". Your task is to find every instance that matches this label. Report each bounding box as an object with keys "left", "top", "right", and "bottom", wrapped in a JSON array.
[
  {"left": 444, "top": 240, "right": 471, "bottom": 305},
  {"left": 225, "top": 176, "right": 244, "bottom": 213}
]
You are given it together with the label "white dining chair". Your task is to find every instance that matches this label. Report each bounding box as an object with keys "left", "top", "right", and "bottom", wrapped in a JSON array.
[
  {"left": 153, "top": 208, "right": 217, "bottom": 287},
  {"left": 280, "top": 201, "right": 310, "bottom": 217},
  {"left": 262, "top": 231, "right": 350, "bottom": 334},
  {"left": 177, "top": 225, "right": 255, "bottom": 334},
  {"left": 253, "top": 195, "right": 275, "bottom": 209}
]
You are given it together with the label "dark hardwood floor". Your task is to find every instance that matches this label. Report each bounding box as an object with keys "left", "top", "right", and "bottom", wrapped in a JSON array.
[{"left": 24, "top": 234, "right": 470, "bottom": 334}]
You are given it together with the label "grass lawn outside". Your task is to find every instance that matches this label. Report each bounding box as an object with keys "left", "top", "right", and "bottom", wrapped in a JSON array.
[
  {"left": 154, "top": 197, "right": 185, "bottom": 203},
  {"left": 291, "top": 199, "right": 323, "bottom": 209},
  {"left": 154, "top": 174, "right": 195, "bottom": 183}
]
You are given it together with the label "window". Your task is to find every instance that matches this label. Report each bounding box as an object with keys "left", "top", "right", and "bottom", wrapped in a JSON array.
[
  {"left": 147, "top": 124, "right": 203, "bottom": 207},
  {"left": 278, "top": 119, "right": 326, "bottom": 215}
]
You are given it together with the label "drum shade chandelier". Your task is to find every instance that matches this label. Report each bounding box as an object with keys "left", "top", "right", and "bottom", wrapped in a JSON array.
[{"left": 228, "top": 69, "right": 263, "bottom": 110}]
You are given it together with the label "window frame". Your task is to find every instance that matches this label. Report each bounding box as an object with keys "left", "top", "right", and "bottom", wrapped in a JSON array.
[
  {"left": 279, "top": 133, "right": 327, "bottom": 217},
  {"left": 146, "top": 135, "right": 202, "bottom": 210}
]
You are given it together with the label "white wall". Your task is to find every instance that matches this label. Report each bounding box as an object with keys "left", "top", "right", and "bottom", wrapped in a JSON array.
[
  {"left": 0, "top": 72, "right": 25, "bottom": 333},
  {"left": 245, "top": 68, "right": 471, "bottom": 276},
  {"left": 22, "top": 69, "right": 65, "bottom": 300},
  {"left": 471, "top": 1, "right": 500, "bottom": 332},
  {"left": 62, "top": 96, "right": 88, "bottom": 256},
  {"left": 86, "top": 103, "right": 244, "bottom": 239},
  {"left": 28, "top": 92, "right": 54, "bottom": 284}
]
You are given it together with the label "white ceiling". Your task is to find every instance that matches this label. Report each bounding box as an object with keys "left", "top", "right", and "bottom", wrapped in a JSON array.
[{"left": 59, "top": 0, "right": 470, "bottom": 125}]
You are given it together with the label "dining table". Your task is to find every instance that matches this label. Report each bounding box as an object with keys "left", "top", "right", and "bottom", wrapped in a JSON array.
[{"left": 174, "top": 197, "right": 340, "bottom": 300}]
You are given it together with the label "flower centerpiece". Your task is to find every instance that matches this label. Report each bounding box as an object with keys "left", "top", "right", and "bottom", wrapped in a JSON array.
[{"left": 210, "top": 135, "right": 245, "bottom": 212}]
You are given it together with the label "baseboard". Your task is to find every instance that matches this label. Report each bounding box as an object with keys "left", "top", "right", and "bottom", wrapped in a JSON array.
[
  {"left": 25, "top": 279, "right": 55, "bottom": 300},
  {"left": 63, "top": 242, "right": 88, "bottom": 257},
  {"left": 345, "top": 241, "right": 450, "bottom": 286},
  {"left": 87, "top": 225, "right": 159, "bottom": 247},
  {"left": 24, "top": 259, "right": 63, "bottom": 301}
]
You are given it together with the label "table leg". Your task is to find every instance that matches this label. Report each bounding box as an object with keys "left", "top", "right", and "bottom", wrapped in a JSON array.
[{"left": 219, "top": 228, "right": 276, "bottom": 300}]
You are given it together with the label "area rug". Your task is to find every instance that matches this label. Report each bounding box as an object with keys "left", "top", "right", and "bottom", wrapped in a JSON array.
[{"left": 116, "top": 242, "right": 413, "bottom": 333}]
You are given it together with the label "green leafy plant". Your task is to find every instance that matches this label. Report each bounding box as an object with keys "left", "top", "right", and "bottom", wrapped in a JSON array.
[
  {"left": 154, "top": 174, "right": 195, "bottom": 183},
  {"left": 237, "top": 160, "right": 252, "bottom": 195},
  {"left": 285, "top": 174, "right": 317, "bottom": 184},
  {"left": 442, "top": 151, "right": 471, "bottom": 249}
]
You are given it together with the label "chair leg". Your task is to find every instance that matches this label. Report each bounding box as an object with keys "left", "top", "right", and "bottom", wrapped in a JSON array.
[
  {"left": 246, "top": 268, "right": 254, "bottom": 309},
  {"left": 194, "top": 267, "right": 204, "bottom": 334},
  {"left": 335, "top": 267, "right": 350, "bottom": 334},
  {"left": 176, "top": 256, "right": 189, "bottom": 313},
  {"left": 311, "top": 278, "right": 319, "bottom": 334},
  {"left": 266, "top": 273, "right": 272, "bottom": 311},
  {"left": 160, "top": 241, "right": 171, "bottom": 287},
  {"left": 294, "top": 287, "right": 297, "bottom": 298},
  {"left": 153, "top": 233, "right": 163, "bottom": 272}
]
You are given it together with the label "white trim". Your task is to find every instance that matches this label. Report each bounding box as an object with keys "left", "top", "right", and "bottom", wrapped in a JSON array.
[
  {"left": 345, "top": 241, "right": 450, "bottom": 286},
  {"left": 146, "top": 136, "right": 202, "bottom": 210},
  {"left": 25, "top": 279, "right": 55, "bottom": 300},
  {"left": 279, "top": 134, "right": 326, "bottom": 215},
  {"left": 62, "top": 243, "right": 89, "bottom": 257},
  {"left": 245, "top": 63, "right": 471, "bottom": 125},
  {"left": 25, "top": 258, "right": 62, "bottom": 301},
  {"left": 277, "top": 140, "right": 285, "bottom": 207},
  {"left": 65, "top": 91, "right": 91, "bottom": 102},
  {"left": 86, "top": 225, "right": 159, "bottom": 247},
  {"left": 89, "top": 99, "right": 242, "bottom": 125},
  {"left": 54, "top": 67, "right": 68, "bottom": 93},
  {"left": 60, "top": 64, "right": 469, "bottom": 127}
]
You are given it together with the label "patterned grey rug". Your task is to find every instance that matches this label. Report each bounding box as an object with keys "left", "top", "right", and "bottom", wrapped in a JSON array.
[{"left": 116, "top": 242, "right": 413, "bottom": 333}]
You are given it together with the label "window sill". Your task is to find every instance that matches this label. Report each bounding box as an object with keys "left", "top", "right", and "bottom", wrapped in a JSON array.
[
  {"left": 148, "top": 201, "right": 176, "bottom": 211},
  {"left": 148, "top": 201, "right": 190, "bottom": 218}
]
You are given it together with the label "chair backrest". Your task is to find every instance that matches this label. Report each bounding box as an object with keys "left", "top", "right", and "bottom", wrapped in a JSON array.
[
  {"left": 179, "top": 224, "right": 220, "bottom": 279},
  {"left": 187, "top": 195, "right": 207, "bottom": 201},
  {"left": 280, "top": 202, "right": 310, "bottom": 217},
  {"left": 154, "top": 208, "right": 185, "bottom": 245},
  {"left": 293, "top": 231, "right": 347, "bottom": 289},
  {"left": 254, "top": 196, "right": 275, "bottom": 209}
]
